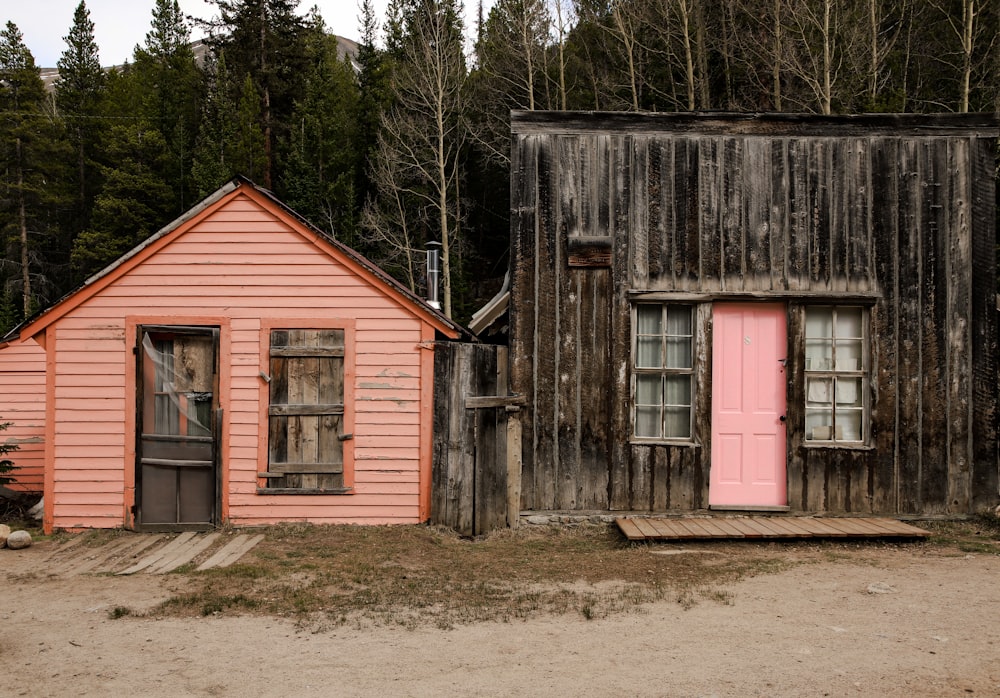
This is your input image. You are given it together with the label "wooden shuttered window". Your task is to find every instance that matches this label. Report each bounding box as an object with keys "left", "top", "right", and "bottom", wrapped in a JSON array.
[{"left": 265, "top": 329, "right": 349, "bottom": 492}]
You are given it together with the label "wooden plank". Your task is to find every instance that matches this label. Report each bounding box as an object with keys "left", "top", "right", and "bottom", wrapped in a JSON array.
[
  {"left": 268, "top": 404, "right": 343, "bottom": 417},
  {"left": 791, "top": 517, "right": 849, "bottom": 537},
  {"left": 757, "top": 517, "right": 804, "bottom": 537},
  {"left": 117, "top": 531, "right": 197, "bottom": 575},
  {"left": 747, "top": 518, "right": 796, "bottom": 538},
  {"left": 723, "top": 519, "right": 766, "bottom": 538},
  {"left": 616, "top": 518, "right": 646, "bottom": 540},
  {"left": 464, "top": 395, "right": 527, "bottom": 409},
  {"left": 631, "top": 518, "right": 662, "bottom": 538},
  {"left": 859, "top": 518, "right": 929, "bottom": 537},
  {"left": 647, "top": 518, "right": 688, "bottom": 539},
  {"left": 149, "top": 533, "right": 221, "bottom": 573},
  {"left": 708, "top": 519, "right": 747, "bottom": 537},
  {"left": 655, "top": 518, "right": 698, "bottom": 539},
  {"left": 268, "top": 461, "right": 344, "bottom": 474},
  {"left": 679, "top": 518, "right": 729, "bottom": 538},
  {"left": 817, "top": 518, "right": 869, "bottom": 535},
  {"left": 269, "top": 346, "right": 344, "bottom": 358},
  {"left": 197, "top": 533, "right": 264, "bottom": 572},
  {"left": 850, "top": 517, "right": 903, "bottom": 535},
  {"left": 662, "top": 519, "right": 701, "bottom": 538}
]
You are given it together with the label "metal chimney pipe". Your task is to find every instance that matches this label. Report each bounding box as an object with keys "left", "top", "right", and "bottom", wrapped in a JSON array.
[{"left": 425, "top": 241, "right": 442, "bottom": 310}]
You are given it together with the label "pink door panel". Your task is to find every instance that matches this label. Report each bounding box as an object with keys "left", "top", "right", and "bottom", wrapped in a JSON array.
[{"left": 710, "top": 304, "right": 787, "bottom": 507}]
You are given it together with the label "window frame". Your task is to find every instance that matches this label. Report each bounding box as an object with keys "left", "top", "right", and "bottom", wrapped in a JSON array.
[
  {"left": 630, "top": 303, "right": 696, "bottom": 443},
  {"left": 257, "top": 319, "right": 356, "bottom": 494},
  {"left": 802, "top": 305, "right": 870, "bottom": 446}
]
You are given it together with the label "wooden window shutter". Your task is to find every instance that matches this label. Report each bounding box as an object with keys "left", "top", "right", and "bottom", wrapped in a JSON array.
[{"left": 267, "top": 329, "right": 347, "bottom": 491}]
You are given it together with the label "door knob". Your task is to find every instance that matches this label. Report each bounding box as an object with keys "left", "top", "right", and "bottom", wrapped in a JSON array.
[{"left": 779, "top": 415, "right": 787, "bottom": 422}]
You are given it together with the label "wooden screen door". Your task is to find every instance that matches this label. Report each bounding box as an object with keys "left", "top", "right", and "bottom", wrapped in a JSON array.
[
  {"left": 136, "top": 326, "right": 220, "bottom": 530},
  {"left": 709, "top": 304, "right": 787, "bottom": 507}
]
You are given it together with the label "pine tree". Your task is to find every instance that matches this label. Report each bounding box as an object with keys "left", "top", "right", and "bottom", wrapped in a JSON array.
[
  {"left": 70, "top": 123, "right": 175, "bottom": 274},
  {"left": 55, "top": 1, "right": 106, "bottom": 238},
  {"left": 131, "top": 0, "right": 203, "bottom": 212},
  {"left": 0, "top": 22, "right": 72, "bottom": 317},
  {"left": 283, "top": 14, "right": 360, "bottom": 244},
  {"left": 0, "top": 418, "right": 18, "bottom": 485},
  {"left": 199, "top": 0, "right": 311, "bottom": 191},
  {"left": 355, "top": 0, "right": 391, "bottom": 210}
]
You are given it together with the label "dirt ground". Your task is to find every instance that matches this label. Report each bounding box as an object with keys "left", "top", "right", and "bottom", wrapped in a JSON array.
[{"left": 2, "top": 533, "right": 998, "bottom": 697}]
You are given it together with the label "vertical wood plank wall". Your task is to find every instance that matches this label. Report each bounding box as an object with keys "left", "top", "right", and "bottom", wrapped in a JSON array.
[
  {"left": 0, "top": 339, "right": 46, "bottom": 492},
  {"left": 511, "top": 113, "right": 998, "bottom": 516},
  {"left": 43, "top": 192, "right": 435, "bottom": 529}
]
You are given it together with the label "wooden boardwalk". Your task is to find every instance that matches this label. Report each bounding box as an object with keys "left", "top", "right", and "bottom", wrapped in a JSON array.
[
  {"left": 616, "top": 516, "right": 930, "bottom": 541},
  {"left": 40, "top": 532, "right": 265, "bottom": 577}
]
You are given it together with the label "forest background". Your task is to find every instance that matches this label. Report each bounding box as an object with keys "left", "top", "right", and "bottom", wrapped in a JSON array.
[{"left": 0, "top": 0, "right": 997, "bottom": 331}]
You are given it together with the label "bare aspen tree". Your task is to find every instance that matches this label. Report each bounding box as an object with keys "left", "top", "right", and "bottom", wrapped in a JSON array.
[
  {"left": 608, "top": 0, "right": 642, "bottom": 110},
  {"left": 365, "top": 0, "right": 466, "bottom": 318},
  {"left": 551, "top": 0, "right": 572, "bottom": 110},
  {"left": 472, "top": 0, "right": 552, "bottom": 164},
  {"left": 928, "top": 0, "right": 993, "bottom": 112}
]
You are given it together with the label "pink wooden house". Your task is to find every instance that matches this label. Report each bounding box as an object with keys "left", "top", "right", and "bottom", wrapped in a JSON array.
[{"left": 5, "top": 177, "right": 462, "bottom": 533}]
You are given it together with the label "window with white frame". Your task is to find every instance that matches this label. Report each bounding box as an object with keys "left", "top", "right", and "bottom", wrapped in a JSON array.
[
  {"left": 633, "top": 304, "right": 694, "bottom": 440},
  {"left": 804, "top": 306, "right": 868, "bottom": 443}
]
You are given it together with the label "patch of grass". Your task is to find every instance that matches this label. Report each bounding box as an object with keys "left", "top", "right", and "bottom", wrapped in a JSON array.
[
  {"left": 108, "top": 605, "right": 139, "bottom": 619},
  {"left": 151, "top": 523, "right": 787, "bottom": 628},
  {"left": 140, "top": 518, "right": 996, "bottom": 630}
]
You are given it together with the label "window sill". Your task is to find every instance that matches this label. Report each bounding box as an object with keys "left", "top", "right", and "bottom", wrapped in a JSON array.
[
  {"left": 630, "top": 438, "right": 701, "bottom": 448},
  {"left": 801, "top": 442, "right": 874, "bottom": 451},
  {"left": 256, "top": 487, "right": 354, "bottom": 495}
]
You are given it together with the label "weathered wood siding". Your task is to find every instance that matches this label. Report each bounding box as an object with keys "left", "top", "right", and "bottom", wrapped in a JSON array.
[
  {"left": 431, "top": 343, "right": 510, "bottom": 535},
  {"left": 33, "top": 188, "right": 444, "bottom": 530},
  {"left": 511, "top": 112, "right": 998, "bottom": 515},
  {"left": 0, "top": 339, "right": 46, "bottom": 492}
]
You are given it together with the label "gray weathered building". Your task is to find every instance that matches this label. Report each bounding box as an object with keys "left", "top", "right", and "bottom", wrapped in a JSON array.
[{"left": 510, "top": 111, "right": 998, "bottom": 516}]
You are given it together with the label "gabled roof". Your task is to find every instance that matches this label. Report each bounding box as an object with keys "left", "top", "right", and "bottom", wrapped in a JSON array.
[{"left": 9, "top": 177, "right": 468, "bottom": 342}]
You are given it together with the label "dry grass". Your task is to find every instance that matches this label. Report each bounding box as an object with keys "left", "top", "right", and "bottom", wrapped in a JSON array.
[{"left": 143, "top": 523, "right": 793, "bottom": 629}]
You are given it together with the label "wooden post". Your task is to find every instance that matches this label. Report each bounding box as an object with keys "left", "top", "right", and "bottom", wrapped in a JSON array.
[{"left": 506, "top": 405, "right": 522, "bottom": 528}]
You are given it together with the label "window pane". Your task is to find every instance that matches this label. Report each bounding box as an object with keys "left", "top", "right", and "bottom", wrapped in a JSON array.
[
  {"left": 805, "top": 339, "right": 832, "bottom": 370},
  {"left": 806, "top": 377, "right": 832, "bottom": 406},
  {"left": 635, "top": 375, "right": 662, "bottom": 406},
  {"left": 665, "top": 307, "right": 692, "bottom": 336},
  {"left": 636, "top": 337, "right": 662, "bottom": 368},
  {"left": 664, "top": 375, "right": 691, "bottom": 406},
  {"left": 836, "top": 409, "right": 863, "bottom": 441},
  {"left": 665, "top": 337, "right": 692, "bottom": 368},
  {"left": 637, "top": 305, "right": 662, "bottom": 335},
  {"left": 835, "top": 307, "right": 863, "bottom": 339},
  {"left": 805, "top": 409, "right": 835, "bottom": 440},
  {"left": 835, "top": 340, "right": 862, "bottom": 371},
  {"left": 635, "top": 406, "right": 660, "bottom": 437},
  {"left": 664, "top": 406, "right": 691, "bottom": 439},
  {"left": 805, "top": 308, "right": 833, "bottom": 338},
  {"left": 835, "top": 377, "right": 862, "bottom": 407}
]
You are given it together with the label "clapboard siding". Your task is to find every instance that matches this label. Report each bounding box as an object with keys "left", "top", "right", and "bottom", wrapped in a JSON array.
[
  {"left": 0, "top": 340, "right": 46, "bottom": 492},
  {"left": 511, "top": 112, "right": 998, "bottom": 516},
  {"left": 14, "top": 183, "right": 456, "bottom": 531}
]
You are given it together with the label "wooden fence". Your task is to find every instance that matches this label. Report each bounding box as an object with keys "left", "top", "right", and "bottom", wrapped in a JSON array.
[{"left": 431, "top": 343, "right": 523, "bottom": 536}]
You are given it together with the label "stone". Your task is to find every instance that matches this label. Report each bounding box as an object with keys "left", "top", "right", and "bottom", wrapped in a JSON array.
[
  {"left": 28, "top": 497, "right": 43, "bottom": 520},
  {"left": 0, "top": 524, "right": 9, "bottom": 547},
  {"left": 866, "top": 582, "right": 896, "bottom": 595},
  {"left": 6, "top": 530, "right": 32, "bottom": 550}
]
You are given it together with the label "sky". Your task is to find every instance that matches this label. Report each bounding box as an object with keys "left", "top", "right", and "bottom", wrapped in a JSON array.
[{"left": 2, "top": 0, "right": 405, "bottom": 68}]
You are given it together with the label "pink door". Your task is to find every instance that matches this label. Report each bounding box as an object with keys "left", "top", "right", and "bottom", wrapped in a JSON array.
[{"left": 710, "top": 304, "right": 787, "bottom": 507}]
